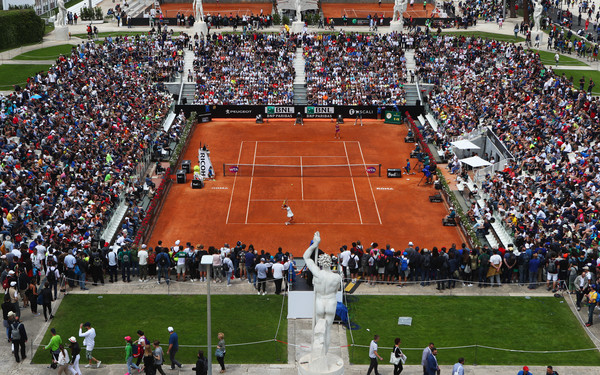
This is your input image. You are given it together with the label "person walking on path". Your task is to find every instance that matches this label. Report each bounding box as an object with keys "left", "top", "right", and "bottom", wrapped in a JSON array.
[
  {"left": 153, "top": 340, "right": 167, "bottom": 375},
  {"left": 125, "top": 335, "right": 141, "bottom": 374},
  {"left": 193, "top": 350, "right": 208, "bottom": 375},
  {"left": 366, "top": 334, "right": 383, "bottom": 375},
  {"left": 453, "top": 357, "right": 465, "bottom": 375},
  {"left": 518, "top": 366, "right": 533, "bottom": 375},
  {"left": 79, "top": 322, "right": 101, "bottom": 368},
  {"left": 55, "top": 344, "right": 70, "bottom": 375},
  {"left": 167, "top": 326, "right": 182, "bottom": 370},
  {"left": 9, "top": 314, "right": 27, "bottom": 362},
  {"left": 216, "top": 332, "right": 226, "bottom": 373},
  {"left": 585, "top": 288, "right": 598, "bottom": 326},
  {"left": 68, "top": 336, "right": 82, "bottom": 375},
  {"left": 425, "top": 347, "right": 439, "bottom": 375},
  {"left": 142, "top": 345, "right": 156, "bottom": 375},
  {"left": 392, "top": 337, "right": 405, "bottom": 375},
  {"left": 421, "top": 342, "right": 434, "bottom": 375},
  {"left": 45, "top": 327, "right": 62, "bottom": 369},
  {"left": 41, "top": 282, "right": 54, "bottom": 322}
]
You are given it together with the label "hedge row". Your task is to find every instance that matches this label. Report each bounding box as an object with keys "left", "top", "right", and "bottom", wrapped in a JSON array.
[{"left": 0, "top": 10, "right": 45, "bottom": 51}]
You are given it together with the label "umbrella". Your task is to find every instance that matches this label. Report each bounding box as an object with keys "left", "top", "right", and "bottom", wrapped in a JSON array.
[
  {"left": 459, "top": 156, "right": 492, "bottom": 168},
  {"left": 450, "top": 140, "right": 480, "bottom": 150},
  {"left": 30, "top": 94, "right": 42, "bottom": 100}
]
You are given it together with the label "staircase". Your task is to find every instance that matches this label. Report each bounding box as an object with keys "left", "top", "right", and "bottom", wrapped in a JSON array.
[
  {"left": 293, "top": 47, "right": 308, "bottom": 105},
  {"left": 100, "top": 196, "right": 129, "bottom": 245},
  {"left": 403, "top": 50, "right": 420, "bottom": 105},
  {"left": 180, "top": 49, "right": 196, "bottom": 103},
  {"left": 404, "top": 85, "right": 420, "bottom": 105}
]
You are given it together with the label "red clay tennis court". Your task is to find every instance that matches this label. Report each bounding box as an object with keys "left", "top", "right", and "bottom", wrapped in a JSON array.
[
  {"left": 159, "top": 2, "right": 272, "bottom": 17},
  {"left": 321, "top": 3, "right": 437, "bottom": 19},
  {"left": 149, "top": 119, "right": 462, "bottom": 256}
]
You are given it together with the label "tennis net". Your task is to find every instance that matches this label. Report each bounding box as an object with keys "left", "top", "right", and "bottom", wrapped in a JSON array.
[{"left": 222, "top": 163, "right": 381, "bottom": 177}]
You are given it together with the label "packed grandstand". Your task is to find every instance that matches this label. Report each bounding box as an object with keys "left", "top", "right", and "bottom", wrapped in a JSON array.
[{"left": 0, "top": 20, "right": 599, "bottom": 291}]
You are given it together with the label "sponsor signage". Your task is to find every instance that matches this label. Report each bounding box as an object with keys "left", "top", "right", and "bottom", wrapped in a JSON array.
[
  {"left": 366, "top": 166, "right": 377, "bottom": 174},
  {"left": 305, "top": 106, "right": 335, "bottom": 118},
  {"left": 228, "top": 165, "right": 239, "bottom": 173},
  {"left": 175, "top": 105, "right": 424, "bottom": 120},
  {"left": 265, "top": 106, "right": 295, "bottom": 117},
  {"left": 198, "top": 149, "right": 214, "bottom": 178},
  {"left": 384, "top": 111, "right": 403, "bottom": 124},
  {"left": 387, "top": 169, "right": 403, "bottom": 178}
]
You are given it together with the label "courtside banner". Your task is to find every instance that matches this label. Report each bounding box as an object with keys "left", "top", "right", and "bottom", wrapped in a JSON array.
[
  {"left": 198, "top": 149, "right": 214, "bottom": 178},
  {"left": 175, "top": 105, "right": 424, "bottom": 119}
]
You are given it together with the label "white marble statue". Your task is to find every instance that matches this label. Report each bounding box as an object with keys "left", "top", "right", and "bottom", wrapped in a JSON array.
[
  {"left": 303, "top": 232, "right": 342, "bottom": 366},
  {"left": 56, "top": 0, "right": 67, "bottom": 27},
  {"left": 393, "top": 0, "right": 408, "bottom": 23},
  {"left": 295, "top": 0, "right": 303, "bottom": 21},
  {"left": 193, "top": 0, "right": 204, "bottom": 21},
  {"left": 533, "top": 0, "right": 543, "bottom": 32}
]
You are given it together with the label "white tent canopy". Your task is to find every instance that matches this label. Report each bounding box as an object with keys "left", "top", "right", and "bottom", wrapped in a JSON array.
[
  {"left": 459, "top": 156, "right": 492, "bottom": 168},
  {"left": 451, "top": 140, "right": 480, "bottom": 150}
]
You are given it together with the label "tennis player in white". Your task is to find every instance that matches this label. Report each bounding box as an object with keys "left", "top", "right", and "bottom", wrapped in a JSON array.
[{"left": 282, "top": 204, "right": 295, "bottom": 225}]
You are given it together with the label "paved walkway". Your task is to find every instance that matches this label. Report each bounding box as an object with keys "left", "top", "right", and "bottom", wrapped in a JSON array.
[{"left": 0, "top": 276, "right": 598, "bottom": 374}]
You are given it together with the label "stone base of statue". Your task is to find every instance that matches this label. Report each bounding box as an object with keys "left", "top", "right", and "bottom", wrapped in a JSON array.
[
  {"left": 194, "top": 21, "right": 208, "bottom": 38},
  {"left": 291, "top": 21, "right": 304, "bottom": 34},
  {"left": 532, "top": 30, "right": 543, "bottom": 45},
  {"left": 298, "top": 353, "right": 344, "bottom": 375},
  {"left": 388, "top": 20, "right": 403, "bottom": 33},
  {"left": 54, "top": 26, "right": 69, "bottom": 41}
]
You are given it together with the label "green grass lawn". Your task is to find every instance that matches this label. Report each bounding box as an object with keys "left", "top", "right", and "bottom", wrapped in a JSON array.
[
  {"left": 33, "top": 294, "right": 287, "bottom": 365},
  {"left": 45, "top": 24, "right": 55, "bottom": 36},
  {"left": 347, "top": 296, "right": 600, "bottom": 366},
  {"left": 12, "top": 44, "right": 75, "bottom": 60},
  {"left": 553, "top": 69, "right": 600, "bottom": 95},
  {"left": 532, "top": 49, "right": 588, "bottom": 66},
  {"left": 440, "top": 31, "right": 525, "bottom": 42},
  {"left": 0, "top": 64, "right": 50, "bottom": 90}
]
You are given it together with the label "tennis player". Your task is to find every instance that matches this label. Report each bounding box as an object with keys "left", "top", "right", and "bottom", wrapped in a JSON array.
[
  {"left": 282, "top": 204, "right": 295, "bottom": 225},
  {"left": 294, "top": 112, "right": 304, "bottom": 126},
  {"left": 334, "top": 121, "right": 341, "bottom": 139}
]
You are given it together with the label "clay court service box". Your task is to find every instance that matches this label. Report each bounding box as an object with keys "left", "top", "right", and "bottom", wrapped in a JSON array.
[
  {"left": 181, "top": 160, "right": 191, "bottom": 173},
  {"left": 387, "top": 169, "right": 402, "bottom": 178},
  {"left": 176, "top": 170, "right": 187, "bottom": 184}
]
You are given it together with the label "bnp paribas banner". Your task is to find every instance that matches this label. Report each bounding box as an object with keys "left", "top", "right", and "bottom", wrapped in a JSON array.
[
  {"left": 305, "top": 106, "right": 335, "bottom": 118},
  {"left": 265, "top": 106, "right": 295, "bottom": 118}
]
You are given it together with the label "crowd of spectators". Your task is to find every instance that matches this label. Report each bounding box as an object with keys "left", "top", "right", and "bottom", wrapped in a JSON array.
[
  {"left": 303, "top": 32, "right": 408, "bottom": 106},
  {"left": 202, "top": 12, "right": 274, "bottom": 31},
  {"left": 412, "top": 32, "right": 600, "bottom": 298},
  {"left": 191, "top": 33, "right": 296, "bottom": 105},
  {"left": 0, "top": 31, "right": 188, "bottom": 302}
]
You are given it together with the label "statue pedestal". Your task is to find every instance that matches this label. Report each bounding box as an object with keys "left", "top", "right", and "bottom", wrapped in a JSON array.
[
  {"left": 298, "top": 353, "right": 344, "bottom": 375},
  {"left": 388, "top": 20, "right": 403, "bottom": 33},
  {"left": 194, "top": 21, "right": 208, "bottom": 39},
  {"left": 532, "top": 30, "right": 543, "bottom": 45},
  {"left": 54, "top": 26, "right": 69, "bottom": 41},
  {"left": 290, "top": 21, "right": 304, "bottom": 33}
]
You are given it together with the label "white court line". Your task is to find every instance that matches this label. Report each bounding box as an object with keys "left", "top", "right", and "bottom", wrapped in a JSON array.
[
  {"left": 253, "top": 141, "right": 341, "bottom": 143},
  {"left": 300, "top": 156, "right": 304, "bottom": 200},
  {"left": 357, "top": 141, "right": 382, "bottom": 225},
  {"left": 228, "top": 222, "right": 379, "bottom": 225},
  {"left": 225, "top": 141, "right": 244, "bottom": 224},
  {"left": 245, "top": 141, "right": 258, "bottom": 224},
  {"left": 343, "top": 141, "right": 363, "bottom": 224},
  {"left": 254, "top": 155, "right": 347, "bottom": 158},
  {"left": 250, "top": 199, "right": 356, "bottom": 202}
]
